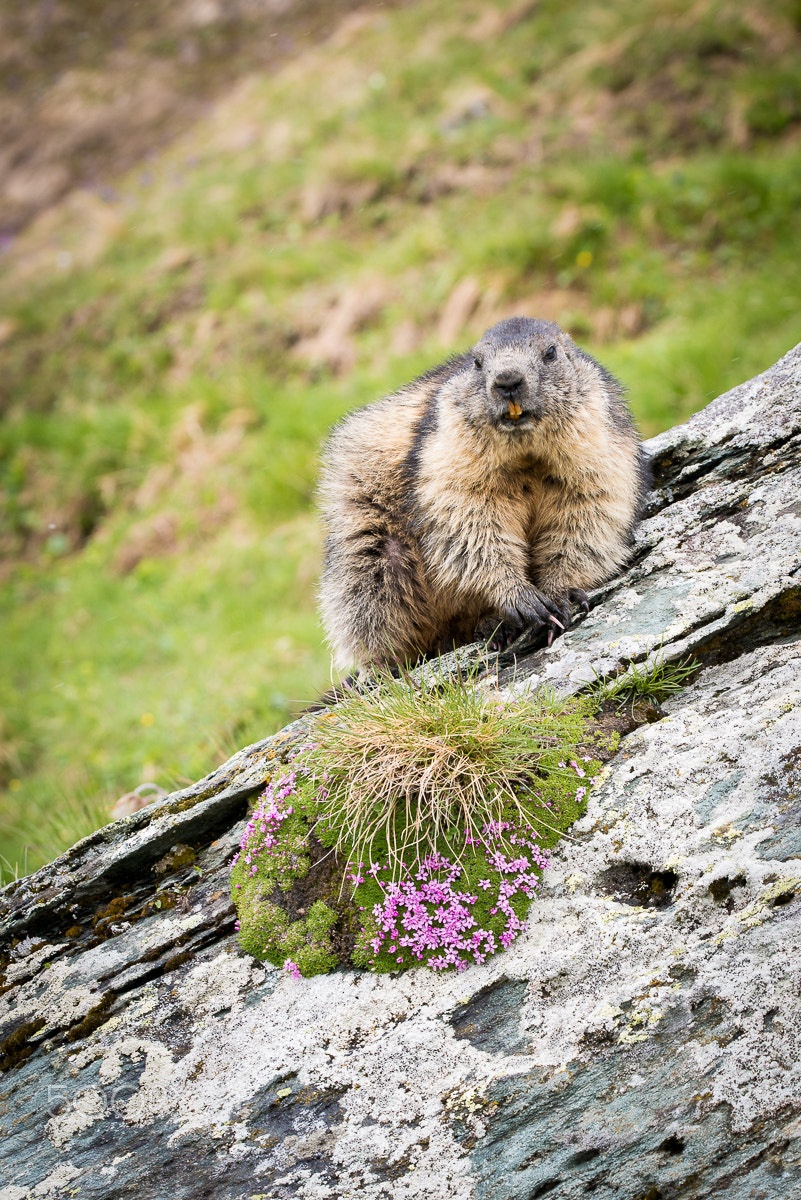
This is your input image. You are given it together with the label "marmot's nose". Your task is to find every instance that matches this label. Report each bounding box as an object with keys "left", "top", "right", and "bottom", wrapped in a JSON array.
[{"left": 491, "top": 371, "right": 524, "bottom": 399}]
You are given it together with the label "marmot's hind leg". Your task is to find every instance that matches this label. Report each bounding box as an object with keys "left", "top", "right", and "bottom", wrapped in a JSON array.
[{"left": 323, "top": 528, "right": 437, "bottom": 669}]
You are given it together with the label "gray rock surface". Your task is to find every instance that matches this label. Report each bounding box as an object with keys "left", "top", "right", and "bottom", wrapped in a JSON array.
[{"left": 2, "top": 343, "right": 801, "bottom": 1200}]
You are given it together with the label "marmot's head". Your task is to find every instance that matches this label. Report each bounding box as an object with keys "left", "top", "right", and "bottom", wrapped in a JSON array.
[{"left": 460, "top": 317, "right": 604, "bottom": 435}]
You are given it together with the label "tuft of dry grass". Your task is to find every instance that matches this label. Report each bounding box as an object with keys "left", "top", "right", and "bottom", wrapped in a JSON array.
[{"left": 306, "top": 668, "right": 594, "bottom": 879}]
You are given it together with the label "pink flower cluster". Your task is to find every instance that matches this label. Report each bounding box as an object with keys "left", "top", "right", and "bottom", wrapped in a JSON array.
[
  {"left": 232, "top": 745, "right": 593, "bottom": 975},
  {"left": 364, "top": 821, "right": 551, "bottom": 972},
  {"left": 230, "top": 769, "right": 299, "bottom": 881}
]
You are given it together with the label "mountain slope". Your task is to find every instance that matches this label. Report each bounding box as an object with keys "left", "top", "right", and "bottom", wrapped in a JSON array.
[{"left": 1, "top": 0, "right": 800, "bottom": 874}]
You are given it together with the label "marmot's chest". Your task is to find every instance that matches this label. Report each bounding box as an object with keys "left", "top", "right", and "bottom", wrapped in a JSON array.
[{"left": 502, "top": 473, "right": 555, "bottom": 539}]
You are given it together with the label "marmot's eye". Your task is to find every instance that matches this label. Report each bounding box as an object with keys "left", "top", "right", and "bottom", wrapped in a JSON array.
[
  {"left": 473, "top": 356, "right": 483, "bottom": 370},
  {"left": 543, "top": 345, "right": 557, "bottom": 362}
]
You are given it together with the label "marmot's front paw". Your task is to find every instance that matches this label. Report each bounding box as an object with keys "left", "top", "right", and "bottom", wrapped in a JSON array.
[
  {"left": 538, "top": 589, "right": 591, "bottom": 644},
  {"left": 479, "top": 588, "right": 589, "bottom": 653},
  {"left": 568, "top": 588, "right": 590, "bottom": 614},
  {"left": 504, "top": 587, "right": 568, "bottom": 637},
  {"left": 474, "top": 615, "right": 519, "bottom": 652}
]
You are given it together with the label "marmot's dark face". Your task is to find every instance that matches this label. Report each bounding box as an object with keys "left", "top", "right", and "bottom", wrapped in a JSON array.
[{"left": 464, "top": 316, "right": 583, "bottom": 435}]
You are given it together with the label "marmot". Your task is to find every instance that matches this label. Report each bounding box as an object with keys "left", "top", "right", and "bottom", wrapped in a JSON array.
[{"left": 318, "top": 317, "right": 650, "bottom": 671}]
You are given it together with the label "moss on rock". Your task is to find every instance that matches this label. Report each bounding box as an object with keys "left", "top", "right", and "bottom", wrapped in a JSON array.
[{"left": 231, "top": 684, "right": 610, "bottom": 977}]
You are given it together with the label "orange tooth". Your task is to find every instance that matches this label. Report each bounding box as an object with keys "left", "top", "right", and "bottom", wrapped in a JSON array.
[{"left": 508, "top": 402, "right": 522, "bottom": 419}]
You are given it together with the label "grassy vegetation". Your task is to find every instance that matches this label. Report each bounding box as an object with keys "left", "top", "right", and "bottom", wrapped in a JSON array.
[
  {"left": 306, "top": 671, "right": 598, "bottom": 875},
  {"left": 589, "top": 654, "right": 698, "bottom": 710},
  {"left": 232, "top": 674, "right": 606, "bottom": 975},
  {"left": 2, "top": 0, "right": 801, "bottom": 876}
]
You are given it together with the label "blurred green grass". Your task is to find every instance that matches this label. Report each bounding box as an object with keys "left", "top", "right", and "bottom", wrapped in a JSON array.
[{"left": 2, "top": 0, "right": 801, "bottom": 876}]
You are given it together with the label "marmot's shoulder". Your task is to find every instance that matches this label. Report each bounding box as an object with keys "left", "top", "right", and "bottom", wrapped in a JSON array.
[
  {"left": 575, "top": 345, "right": 652, "bottom": 497},
  {"left": 321, "top": 351, "right": 472, "bottom": 468},
  {"left": 329, "top": 350, "right": 471, "bottom": 432},
  {"left": 402, "top": 350, "right": 473, "bottom": 395}
]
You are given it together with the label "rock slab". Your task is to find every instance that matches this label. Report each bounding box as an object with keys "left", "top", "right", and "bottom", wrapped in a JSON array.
[{"left": 2, "top": 344, "right": 801, "bottom": 1199}]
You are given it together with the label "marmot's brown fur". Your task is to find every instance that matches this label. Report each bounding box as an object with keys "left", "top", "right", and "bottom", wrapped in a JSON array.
[{"left": 318, "top": 317, "right": 650, "bottom": 671}]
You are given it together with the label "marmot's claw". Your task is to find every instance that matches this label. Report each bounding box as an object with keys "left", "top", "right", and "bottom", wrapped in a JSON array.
[
  {"left": 475, "top": 615, "right": 518, "bottom": 652},
  {"left": 487, "top": 587, "right": 583, "bottom": 654},
  {"left": 545, "top": 614, "right": 564, "bottom": 647},
  {"left": 568, "top": 588, "right": 590, "bottom": 614}
]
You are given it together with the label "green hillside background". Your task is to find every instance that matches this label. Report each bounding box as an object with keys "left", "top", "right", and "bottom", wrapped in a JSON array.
[{"left": 2, "top": 0, "right": 800, "bottom": 878}]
